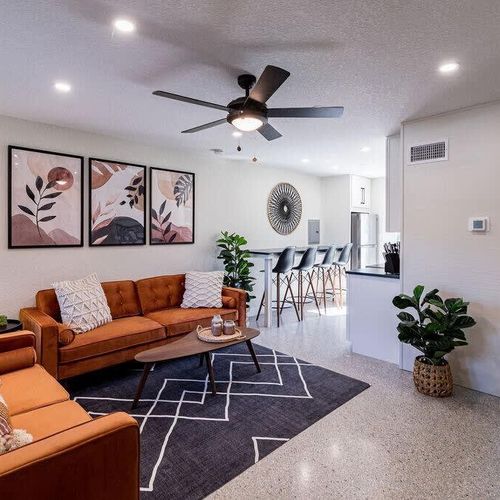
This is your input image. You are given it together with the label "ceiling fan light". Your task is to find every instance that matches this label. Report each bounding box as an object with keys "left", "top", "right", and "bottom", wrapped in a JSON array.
[{"left": 231, "top": 116, "right": 264, "bottom": 132}]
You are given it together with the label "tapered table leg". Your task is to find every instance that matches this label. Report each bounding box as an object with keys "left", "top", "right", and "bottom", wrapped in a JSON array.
[
  {"left": 132, "top": 362, "right": 153, "bottom": 410},
  {"left": 198, "top": 353, "right": 204, "bottom": 367},
  {"left": 246, "top": 340, "right": 261, "bottom": 373},
  {"left": 205, "top": 352, "right": 217, "bottom": 395}
]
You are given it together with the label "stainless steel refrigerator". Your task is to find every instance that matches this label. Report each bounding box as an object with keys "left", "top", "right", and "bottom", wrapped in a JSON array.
[{"left": 351, "top": 213, "right": 378, "bottom": 269}]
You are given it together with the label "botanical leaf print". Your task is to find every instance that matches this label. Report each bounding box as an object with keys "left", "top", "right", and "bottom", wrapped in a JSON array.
[
  {"left": 18, "top": 178, "right": 61, "bottom": 237},
  {"left": 173, "top": 174, "right": 192, "bottom": 207}
]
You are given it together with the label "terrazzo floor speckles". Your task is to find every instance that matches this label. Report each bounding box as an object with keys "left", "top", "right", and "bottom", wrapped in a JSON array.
[{"left": 209, "top": 305, "right": 500, "bottom": 500}]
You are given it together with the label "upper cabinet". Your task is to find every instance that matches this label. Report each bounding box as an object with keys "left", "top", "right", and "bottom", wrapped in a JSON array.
[
  {"left": 350, "top": 175, "right": 371, "bottom": 212},
  {"left": 385, "top": 134, "right": 402, "bottom": 232}
]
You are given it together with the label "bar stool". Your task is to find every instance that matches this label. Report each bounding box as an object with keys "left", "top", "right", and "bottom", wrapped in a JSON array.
[
  {"left": 312, "top": 245, "right": 337, "bottom": 313},
  {"left": 292, "top": 247, "right": 321, "bottom": 320},
  {"left": 332, "top": 243, "right": 353, "bottom": 307},
  {"left": 256, "top": 247, "right": 299, "bottom": 327}
]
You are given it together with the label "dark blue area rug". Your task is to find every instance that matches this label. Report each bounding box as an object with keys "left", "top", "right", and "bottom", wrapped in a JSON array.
[{"left": 67, "top": 343, "right": 369, "bottom": 499}]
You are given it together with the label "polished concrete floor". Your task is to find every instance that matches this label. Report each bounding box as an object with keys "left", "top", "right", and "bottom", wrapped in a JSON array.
[{"left": 210, "top": 304, "right": 500, "bottom": 499}]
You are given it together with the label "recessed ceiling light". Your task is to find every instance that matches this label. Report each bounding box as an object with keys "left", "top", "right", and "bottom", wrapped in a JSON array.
[
  {"left": 54, "top": 81, "right": 71, "bottom": 93},
  {"left": 361, "top": 146, "right": 371, "bottom": 153},
  {"left": 232, "top": 131, "right": 242, "bottom": 138},
  {"left": 439, "top": 61, "right": 460, "bottom": 74},
  {"left": 301, "top": 158, "right": 310, "bottom": 163},
  {"left": 113, "top": 18, "right": 136, "bottom": 33}
]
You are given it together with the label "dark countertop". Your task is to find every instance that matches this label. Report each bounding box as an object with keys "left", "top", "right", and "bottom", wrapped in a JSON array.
[
  {"left": 249, "top": 245, "right": 343, "bottom": 255},
  {"left": 346, "top": 267, "right": 400, "bottom": 279}
]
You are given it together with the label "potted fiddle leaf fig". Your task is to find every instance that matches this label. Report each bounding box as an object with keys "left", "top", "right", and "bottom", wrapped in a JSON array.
[
  {"left": 216, "top": 231, "right": 255, "bottom": 304},
  {"left": 393, "top": 285, "right": 476, "bottom": 397}
]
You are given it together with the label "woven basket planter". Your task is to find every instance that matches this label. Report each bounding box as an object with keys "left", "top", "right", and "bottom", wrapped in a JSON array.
[{"left": 413, "top": 357, "right": 453, "bottom": 397}]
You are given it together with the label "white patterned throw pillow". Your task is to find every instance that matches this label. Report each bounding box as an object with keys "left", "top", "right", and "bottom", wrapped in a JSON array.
[
  {"left": 181, "top": 271, "right": 224, "bottom": 308},
  {"left": 52, "top": 273, "right": 112, "bottom": 333}
]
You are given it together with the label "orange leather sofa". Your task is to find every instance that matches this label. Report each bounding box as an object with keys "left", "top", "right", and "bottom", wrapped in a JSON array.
[
  {"left": 0, "top": 331, "right": 139, "bottom": 500},
  {"left": 20, "top": 274, "right": 247, "bottom": 380}
]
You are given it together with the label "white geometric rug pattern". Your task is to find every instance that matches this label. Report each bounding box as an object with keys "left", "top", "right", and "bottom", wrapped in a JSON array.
[{"left": 74, "top": 350, "right": 314, "bottom": 493}]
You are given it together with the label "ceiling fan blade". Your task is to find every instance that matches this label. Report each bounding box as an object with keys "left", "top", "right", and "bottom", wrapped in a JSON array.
[
  {"left": 268, "top": 106, "right": 344, "bottom": 118},
  {"left": 258, "top": 122, "right": 282, "bottom": 141},
  {"left": 249, "top": 65, "right": 290, "bottom": 103},
  {"left": 181, "top": 118, "right": 227, "bottom": 134},
  {"left": 153, "top": 90, "right": 230, "bottom": 112}
]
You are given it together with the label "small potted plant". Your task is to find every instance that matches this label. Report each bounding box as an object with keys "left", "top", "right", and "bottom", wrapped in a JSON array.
[{"left": 393, "top": 285, "right": 476, "bottom": 397}]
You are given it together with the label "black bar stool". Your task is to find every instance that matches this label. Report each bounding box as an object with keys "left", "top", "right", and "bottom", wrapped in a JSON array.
[
  {"left": 256, "top": 247, "right": 300, "bottom": 327},
  {"left": 332, "top": 243, "right": 353, "bottom": 307},
  {"left": 312, "top": 245, "right": 337, "bottom": 313},
  {"left": 292, "top": 247, "right": 320, "bottom": 320}
]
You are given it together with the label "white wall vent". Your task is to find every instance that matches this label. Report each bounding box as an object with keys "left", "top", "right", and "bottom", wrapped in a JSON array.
[{"left": 408, "top": 139, "right": 448, "bottom": 165}]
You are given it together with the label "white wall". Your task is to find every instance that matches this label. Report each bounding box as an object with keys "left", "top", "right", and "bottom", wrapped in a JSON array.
[
  {"left": 0, "top": 115, "right": 322, "bottom": 317},
  {"left": 385, "top": 134, "right": 402, "bottom": 233},
  {"left": 371, "top": 177, "right": 400, "bottom": 262},
  {"left": 320, "top": 175, "right": 351, "bottom": 246},
  {"left": 401, "top": 102, "right": 500, "bottom": 397}
]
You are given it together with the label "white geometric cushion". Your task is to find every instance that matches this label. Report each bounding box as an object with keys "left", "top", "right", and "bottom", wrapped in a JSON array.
[
  {"left": 52, "top": 273, "right": 112, "bottom": 333},
  {"left": 181, "top": 271, "right": 224, "bottom": 308}
]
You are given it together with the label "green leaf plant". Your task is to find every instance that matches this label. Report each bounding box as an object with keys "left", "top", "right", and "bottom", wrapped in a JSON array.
[
  {"left": 216, "top": 231, "right": 256, "bottom": 303},
  {"left": 393, "top": 285, "right": 476, "bottom": 366}
]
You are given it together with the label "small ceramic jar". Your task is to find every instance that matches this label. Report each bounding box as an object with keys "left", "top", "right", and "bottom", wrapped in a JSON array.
[
  {"left": 211, "top": 314, "right": 223, "bottom": 336},
  {"left": 223, "top": 319, "right": 236, "bottom": 336}
]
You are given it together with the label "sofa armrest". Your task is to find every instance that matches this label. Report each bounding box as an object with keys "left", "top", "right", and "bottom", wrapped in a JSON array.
[
  {"left": 0, "top": 412, "right": 139, "bottom": 500},
  {"left": 0, "top": 331, "right": 37, "bottom": 375},
  {"left": 0, "top": 330, "right": 36, "bottom": 353},
  {"left": 19, "top": 308, "right": 60, "bottom": 378},
  {"left": 222, "top": 287, "right": 247, "bottom": 327}
]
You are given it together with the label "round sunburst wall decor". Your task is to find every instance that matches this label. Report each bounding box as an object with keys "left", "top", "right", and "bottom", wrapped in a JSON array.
[{"left": 267, "top": 183, "right": 302, "bottom": 235}]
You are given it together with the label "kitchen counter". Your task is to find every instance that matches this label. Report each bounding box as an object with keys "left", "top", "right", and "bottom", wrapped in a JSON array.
[
  {"left": 346, "top": 268, "right": 401, "bottom": 365},
  {"left": 347, "top": 267, "right": 400, "bottom": 279},
  {"left": 248, "top": 246, "right": 343, "bottom": 255}
]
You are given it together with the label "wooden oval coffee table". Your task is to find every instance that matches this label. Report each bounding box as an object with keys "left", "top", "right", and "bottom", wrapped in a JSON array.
[{"left": 132, "top": 326, "right": 261, "bottom": 409}]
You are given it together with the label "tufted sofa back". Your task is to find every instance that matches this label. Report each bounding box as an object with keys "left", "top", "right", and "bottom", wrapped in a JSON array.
[
  {"left": 36, "top": 280, "right": 142, "bottom": 321},
  {"left": 135, "top": 274, "right": 185, "bottom": 314}
]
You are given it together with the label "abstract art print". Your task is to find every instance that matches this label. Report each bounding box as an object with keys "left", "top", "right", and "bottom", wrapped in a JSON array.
[
  {"left": 89, "top": 158, "right": 146, "bottom": 246},
  {"left": 8, "top": 146, "right": 83, "bottom": 248},
  {"left": 150, "top": 167, "right": 194, "bottom": 244}
]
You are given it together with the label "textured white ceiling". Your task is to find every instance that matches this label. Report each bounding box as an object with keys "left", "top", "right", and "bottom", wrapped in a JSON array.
[{"left": 1, "top": 0, "right": 500, "bottom": 176}]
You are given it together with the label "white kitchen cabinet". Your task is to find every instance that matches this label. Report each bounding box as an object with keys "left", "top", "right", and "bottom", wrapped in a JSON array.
[
  {"left": 385, "top": 134, "right": 402, "bottom": 232},
  {"left": 347, "top": 270, "right": 401, "bottom": 364},
  {"left": 350, "top": 175, "right": 371, "bottom": 212}
]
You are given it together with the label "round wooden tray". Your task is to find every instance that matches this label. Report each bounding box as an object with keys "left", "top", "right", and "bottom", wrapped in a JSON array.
[{"left": 196, "top": 325, "right": 245, "bottom": 343}]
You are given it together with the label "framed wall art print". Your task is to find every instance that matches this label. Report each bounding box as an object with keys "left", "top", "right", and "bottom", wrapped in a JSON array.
[
  {"left": 150, "top": 167, "right": 194, "bottom": 245},
  {"left": 8, "top": 146, "right": 84, "bottom": 248},
  {"left": 89, "top": 158, "right": 146, "bottom": 246}
]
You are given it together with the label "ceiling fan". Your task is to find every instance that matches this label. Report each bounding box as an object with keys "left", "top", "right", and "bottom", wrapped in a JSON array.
[{"left": 153, "top": 65, "right": 344, "bottom": 141}]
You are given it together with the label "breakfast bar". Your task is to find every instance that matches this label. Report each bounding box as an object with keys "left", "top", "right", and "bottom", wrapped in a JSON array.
[{"left": 248, "top": 246, "right": 342, "bottom": 327}]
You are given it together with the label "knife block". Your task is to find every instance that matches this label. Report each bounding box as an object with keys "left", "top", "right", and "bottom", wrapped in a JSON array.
[{"left": 384, "top": 253, "right": 400, "bottom": 274}]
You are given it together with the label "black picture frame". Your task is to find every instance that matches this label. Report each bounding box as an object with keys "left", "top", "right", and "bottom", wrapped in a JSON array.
[
  {"left": 8, "top": 145, "right": 84, "bottom": 249},
  {"left": 149, "top": 167, "right": 195, "bottom": 245},
  {"left": 88, "top": 157, "right": 147, "bottom": 247}
]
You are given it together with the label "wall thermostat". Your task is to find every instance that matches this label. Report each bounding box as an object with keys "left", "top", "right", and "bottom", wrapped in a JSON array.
[{"left": 468, "top": 217, "right": 489, "bottom": 232}]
